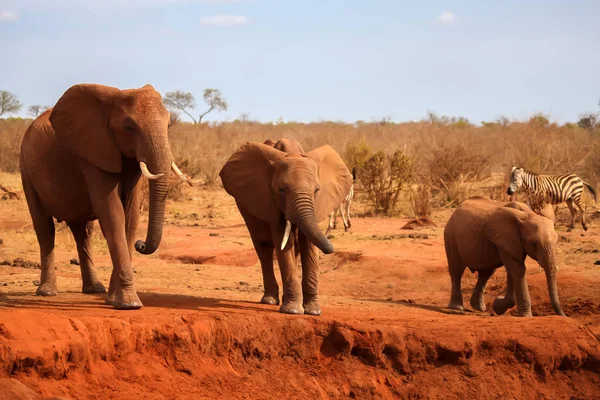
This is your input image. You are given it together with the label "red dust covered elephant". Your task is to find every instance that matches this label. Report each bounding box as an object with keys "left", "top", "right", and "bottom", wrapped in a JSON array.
[{"left": 219, "top": 139, "right": 352, "bottom": 316}]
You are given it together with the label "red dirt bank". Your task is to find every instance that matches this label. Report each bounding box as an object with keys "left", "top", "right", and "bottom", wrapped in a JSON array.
[{"left": 1, "top": 298, "right": 599, "bottom": 399}]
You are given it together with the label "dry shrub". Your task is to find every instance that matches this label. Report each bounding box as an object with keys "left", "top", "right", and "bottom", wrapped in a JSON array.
[
  {"left": 410, "top": 170, "right": 432, "bottom": 218},
  {"left": 428, "top": 143, "right": 487, "bottom": 207},
  {"left": 359, "top": 150, "right": 412, "bottom": 215},
  {"left": 343, "top": 137, "right": 372, "bottom": 171}
]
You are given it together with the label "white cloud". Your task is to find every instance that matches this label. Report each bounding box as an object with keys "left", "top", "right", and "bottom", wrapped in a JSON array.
[
  {"left": 437, "top": 11, "right": 456, "bottom": 24},
  {"left": 0, "top": 10, "right": 18, "bottom": 21},
  {"left": 200, "top": 15, "right": 251, "bottom": 26}
]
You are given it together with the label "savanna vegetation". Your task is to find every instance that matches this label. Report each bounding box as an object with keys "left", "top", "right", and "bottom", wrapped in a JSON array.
[{"left": 1, "top": 87, "right": 599, "bottom": 220}]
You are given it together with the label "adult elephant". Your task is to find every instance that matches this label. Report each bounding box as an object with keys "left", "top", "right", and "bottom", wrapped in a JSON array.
[
  {"left": 219, "top": 139, "right": 352, "bottom": 315},
  {"left": 444, "top": 196, "right": 565, "bottom": 317},
  {"left": 20, "top": 83, "right": 188, "bottom": 309}
]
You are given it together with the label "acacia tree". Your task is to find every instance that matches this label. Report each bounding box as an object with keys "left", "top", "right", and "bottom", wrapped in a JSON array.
[
  {"left": 163, "top": 88, "right": 228, "bottom": 124},
  {"left": 0, "top": 91, "right": 22, "bottom": 117},
  {"left": 28, "top": 105, "right": 51, "bottom": 118},
  {"left": 163, "top": 90, "right": 197, "bottom": 123},
  {"left": 198, "top": 88, "right": 228, "bottom": 123}
]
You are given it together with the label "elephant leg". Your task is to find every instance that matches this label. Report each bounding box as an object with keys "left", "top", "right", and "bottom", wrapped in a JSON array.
[
  {"left": 492, "top": 270, "right": 516, "bottom": 315},
  {"left": 446, "top": 241, "right": 466, "bottom": 310},
  {"left": 22, "top": 179, "right": 57, "bottom": 296},
  {"left": 255, "top": 240, "right": 279, "bottom": 305},
  {"left": 105, "top": 164, "right": 142, "bottom": 305},
  {"left": 503, "top": 259, "right": 532, "bottom": 317},
  {"left": 69, "top": 221, "right": 105, "bottom": 294},
  {"left": 298, "top": 232, "right": 320, "bottom": 316},
  {"left": 566, "top": 199, "right": 576, "bottom": 232},
  {"left": 105, "top": 265, "right": 119, "bottom": 305},
  {"left": 272, "top": 224, "right": 303, "bottom": 315},
  {"left": 470, "top": 268, "right": 495, "bottom": 311},
  {"left": 82, "top": 163, "right": 141, "bottom": 309}
]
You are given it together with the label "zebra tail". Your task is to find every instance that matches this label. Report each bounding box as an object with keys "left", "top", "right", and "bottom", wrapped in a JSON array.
[{"left": 584, "top": 181, "right": 597, "bottom": 202}]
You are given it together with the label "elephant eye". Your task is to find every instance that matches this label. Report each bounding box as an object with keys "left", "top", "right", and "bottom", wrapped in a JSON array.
[
  {"left": 279, "top": 187, "right": 285, "bottom": 194},
  {"left": 315, "top": 187, "right": 320, "bottom": 194},
  {"left": 124, "top": 125, "right": 135, "bottom": 133}
]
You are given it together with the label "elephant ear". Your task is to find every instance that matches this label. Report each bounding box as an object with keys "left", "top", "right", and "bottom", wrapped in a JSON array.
[
  {"left": 484, "top": 207, "right": 527, "bottom": 262},
  {"left": 49, "top": 84, "right": 122, "bottom": 173},
  {"left": 219, "top": 142, "right": 286, "bottom": 224},
  {"left": 305, "top": 145, "right": 353, "bottom": 222}
]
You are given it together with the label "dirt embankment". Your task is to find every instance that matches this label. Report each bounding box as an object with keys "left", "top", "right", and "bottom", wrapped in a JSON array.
[{"left": 1, "top": 304, "right": 599, "bottom": 400}]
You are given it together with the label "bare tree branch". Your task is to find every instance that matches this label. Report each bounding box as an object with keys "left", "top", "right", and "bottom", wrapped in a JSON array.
[
  {"left": 198, "top": 88, "right": 228, "bottom": 123},
  {"left": 0, "top": 91, "right": 22, "bottom": 117},
  {"left": 28, "top": 105, "right": 51, "bottom": 118}
]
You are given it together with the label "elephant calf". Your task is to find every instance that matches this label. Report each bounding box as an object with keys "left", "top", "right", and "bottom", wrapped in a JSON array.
[{"left": 444, "top": 196, "right": 565, "bottom": 317}]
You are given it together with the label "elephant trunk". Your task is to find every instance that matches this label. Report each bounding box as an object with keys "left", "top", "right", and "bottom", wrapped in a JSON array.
[
  {"left": 135, "top": 136, "right": 172, "bottom": 255},
  {"left": 542, "top": 247, "right": 566, "bottom": 316},
  {"left": 288, "top": 192, "right": 334, "bottom": 254}
]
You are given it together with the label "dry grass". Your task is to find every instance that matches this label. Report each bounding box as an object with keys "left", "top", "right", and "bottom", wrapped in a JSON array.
[
  {"left": 0, "top": 118, "right": 28, "bottom": 173},
  {"left": 2, "top": 116, "right": 599, "bottom": 217}
]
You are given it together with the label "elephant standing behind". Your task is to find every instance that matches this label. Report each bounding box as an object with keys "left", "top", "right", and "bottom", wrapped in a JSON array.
[
  {"left": 219, "top": 138, "right": 352, "bottom": 315},
  {"left": 444, "top": 196, "right": 565, "bottom": 317},
  {"left": 20, "top": 83, "right": 188, "bottom": 309}
]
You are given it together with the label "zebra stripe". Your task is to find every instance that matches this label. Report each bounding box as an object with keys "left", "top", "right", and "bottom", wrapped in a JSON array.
[
  {"left": 342, "top": 184, "right": 354, "bottom": 204},
  {"left": 508, "top": 166, "right": 597, "bottom": 231}
]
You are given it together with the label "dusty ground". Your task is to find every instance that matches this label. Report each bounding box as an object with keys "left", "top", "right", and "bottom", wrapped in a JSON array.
[{"left": 1, "top": 172, "right": 599, "bottom": 399}]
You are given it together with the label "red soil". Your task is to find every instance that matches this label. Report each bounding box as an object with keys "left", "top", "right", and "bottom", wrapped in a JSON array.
[{"left": 1, "top": 189, "right": 600, "bottom": 399}]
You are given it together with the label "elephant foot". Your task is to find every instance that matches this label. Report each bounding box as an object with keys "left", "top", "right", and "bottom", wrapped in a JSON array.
[
  {"left": 516, "top": 309, "right": 533, "bottom": 317},
  {"left": 303, "top": 300, "right": 321, "bottom": 316},
  {"left": 470, "top": 295, "right": 486, "bottom": 312},
  {"left": 260, "top": 295, "right": 280, "bottom": 306},
  {"left": 344, "top": 226, "right": 348, "bottom": 232},
  {"left": 113, "top": 290, "right": 143, "bottom": 310},
  {"left": 448, "top": 301, "right": 464, "bottom": 311},
  {"left": 36, "top": 282, "right": 58, "bottom": 296},
  {"left": 105, "top": 291, "right": 116, "bottom": 305},
  {"left": 492, "top": 297, "right": 515, "bottom": 315},
  {"left": 82, "top": 281, "right": 106, "bottom": 294},
  {"left": 583, "top": 223, "right": 589, "bottom": 231},
  {"left": 567, "top": 227, "right": 573, "bottom": 232},
  {"left": 279, "top": 300, "right": 304, "bottom": 315}
]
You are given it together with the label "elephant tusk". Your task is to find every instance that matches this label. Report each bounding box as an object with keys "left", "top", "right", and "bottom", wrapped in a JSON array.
[
  {"left": 280, "top": 220, "right": 292, "bottom": 250},
  {"left": 171, "top": 162, "right": 192, "bottom": 186},
  {"left": 139, "top": 161, "right": 164, "bottom": 180}
]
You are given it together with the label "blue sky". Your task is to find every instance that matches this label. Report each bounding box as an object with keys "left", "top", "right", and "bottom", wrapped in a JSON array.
[{"left": 1, "top": 0, "right": 599, "bottom": 123}]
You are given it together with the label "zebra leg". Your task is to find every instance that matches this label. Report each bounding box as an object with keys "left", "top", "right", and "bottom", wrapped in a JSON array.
[
  {"left": 565, "top": 199, "right": 577, "bottom": 232},
  {"left": 574, "top": 197, "right": 588, "bottom": 231},
  {"left": 345, "top": 199, "right": 352, "bottom": 229},
  {"left": 326, "top": 210, "right": 335, "bottom": 234},
  {"left": 340, "top": 202, "right": 350, "bottom": 232},
  {"left": 333, "top": 208, "right": 339, "bottom": 229}
]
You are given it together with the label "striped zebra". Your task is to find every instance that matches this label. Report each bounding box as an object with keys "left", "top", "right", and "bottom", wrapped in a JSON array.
[
  {"left": 327, "top": 167, "right": 356, "bottom": 233},
  {"left": 507, "top": 166, "right": 597, "bottom": 231}
]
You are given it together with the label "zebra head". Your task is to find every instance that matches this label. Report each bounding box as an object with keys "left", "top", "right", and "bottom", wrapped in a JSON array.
[{"left": 507, "top": 166, "right": 525, "bottom": 195}]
